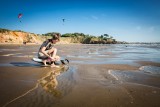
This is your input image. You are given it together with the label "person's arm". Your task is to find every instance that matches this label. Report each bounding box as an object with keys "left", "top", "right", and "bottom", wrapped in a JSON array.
[{"left": 51, "top": 48, "right": 57, "bottom": 58}]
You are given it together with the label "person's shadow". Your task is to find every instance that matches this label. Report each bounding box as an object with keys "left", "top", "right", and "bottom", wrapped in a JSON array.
[{"left": 10, "top": 62, "right": 41, "bottom": 67}]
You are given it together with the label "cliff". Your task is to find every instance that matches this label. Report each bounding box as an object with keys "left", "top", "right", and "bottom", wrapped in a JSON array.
[
  {"left": 0, "top": 31, "right": 45, "bottom": 44},
  {"left": 0, "top": 29, "right": 117, "bottom": 44}
]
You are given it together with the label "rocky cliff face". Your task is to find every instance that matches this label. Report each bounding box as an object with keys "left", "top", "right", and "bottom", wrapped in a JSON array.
[
  {"left": 0, "top": 31, "right": 117, "bottom": 44},
  {"left": 0, "top": 31, "right": 76, "bottom": 44},
  {"left": 0, "top": 31, "right": 46, "bottom": 44}
]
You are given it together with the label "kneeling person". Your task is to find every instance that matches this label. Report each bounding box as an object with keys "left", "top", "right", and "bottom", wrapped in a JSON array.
[{"left": 38, "top": 33, "right": 60, "bottom": 66}]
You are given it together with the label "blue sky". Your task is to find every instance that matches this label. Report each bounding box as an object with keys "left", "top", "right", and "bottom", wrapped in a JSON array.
[{"left": 0, "top": 0, "right": 160, "bottom": 42}]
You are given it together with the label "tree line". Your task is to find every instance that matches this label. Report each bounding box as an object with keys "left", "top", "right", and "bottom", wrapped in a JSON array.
[
  {"left": 0, "top": 28, "right": 117, "bottom": 44},
  {"left": 43, "top": 32, "right": 117, "bottom": 44}
]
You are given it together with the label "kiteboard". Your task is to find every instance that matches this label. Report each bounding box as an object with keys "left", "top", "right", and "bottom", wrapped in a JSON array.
[{"left": 32, "top": 57, "right": 69, "bottom": 67}]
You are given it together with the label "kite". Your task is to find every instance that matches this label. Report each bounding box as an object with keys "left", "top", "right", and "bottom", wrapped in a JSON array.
[
  {"left": 62, "top": 19, "right": 65, "bottom": 22},
  {"left": 18, "top": 13, "right": 23, "bottom": 22},
  {"left": 62, "top": 19, "right": 65, "bottom": 25}
]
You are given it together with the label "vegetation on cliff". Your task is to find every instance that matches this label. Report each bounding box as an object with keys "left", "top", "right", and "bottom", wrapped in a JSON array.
[
  {"left": 43, "top": 32, "right": 117, "bottom": 44},
  {"left": 0, "top": 28, "right": 117, "bottom": 44}
]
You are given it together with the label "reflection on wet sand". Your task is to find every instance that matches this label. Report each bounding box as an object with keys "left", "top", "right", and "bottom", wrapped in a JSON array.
[
  {"left": 2, "top": 65, "right": 69, "bottom": 107},
  {"left": 1, "top": 44, "right": 160, "bottom": 107},
  {"left": 39, "top": 65, "right": 69, "bottom": 98}
]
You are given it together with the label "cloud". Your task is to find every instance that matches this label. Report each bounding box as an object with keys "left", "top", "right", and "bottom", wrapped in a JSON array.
[
  {"left": 82, "top": 16, "right": 89, "bottom": 20},
  {"left": 148, "top": 26, "right": 155, "bottom": 32},
  {"left": 101, "top": 13, "right": 106, "bottom": 17},
  {"left": 82, "top": 15, "right": 99, "bottom": 20},
  {"left": 136, "top": 26, "right": 141, "bottom": 30},
  {"left": 91, "top": 15, "right": 98, "bottom": 20}
]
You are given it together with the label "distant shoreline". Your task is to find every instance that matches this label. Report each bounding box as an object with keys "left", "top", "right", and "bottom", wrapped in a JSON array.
[
  {"left": 0, "top": 42, "right": 160, "bottom": 45},
  {"left": 0, "top": 43, "right": 82, "bottom": 46},
  {"left": 0, "top": 43, "right": 40, "bottom": 45}
]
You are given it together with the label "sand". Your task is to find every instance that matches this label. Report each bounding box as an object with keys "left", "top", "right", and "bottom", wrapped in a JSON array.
[{"left": 0, "top": 44, "right": 160, "bottom": 107}]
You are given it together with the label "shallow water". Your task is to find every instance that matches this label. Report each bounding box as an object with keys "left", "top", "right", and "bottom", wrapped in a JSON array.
[
  {"left": 1, "top": 44, "right": 160, "bottom": 64},
  {"left": 61, "top": 44, "right": 160, "bottom": 65},
  {"left": 109, "top": 67, "right": 160, "bottom": 88},
  {"left": 0, "top": 44, "right": 160, "bottom": 107}
]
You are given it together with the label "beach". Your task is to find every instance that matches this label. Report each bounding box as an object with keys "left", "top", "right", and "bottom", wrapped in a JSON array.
[{"left": 0, "top": 44, "right": 160, "bottom": 107}]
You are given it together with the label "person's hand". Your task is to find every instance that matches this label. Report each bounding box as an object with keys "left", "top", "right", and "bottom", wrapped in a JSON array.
[{"left": 49, "top": 57, "right": 56, "bottom": 61}]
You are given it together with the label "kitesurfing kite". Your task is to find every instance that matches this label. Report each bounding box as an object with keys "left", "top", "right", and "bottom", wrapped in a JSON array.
[
  {"left": 62, "top": 19, "right": 65, "bottom": 25},
  {"left": 18, "top": 13, "right": 23, "bottom": 22}
]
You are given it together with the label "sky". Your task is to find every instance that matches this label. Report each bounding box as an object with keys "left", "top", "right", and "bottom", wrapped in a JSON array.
[{"left": 0, "top": 0, "right": 160, "bottom": 42}]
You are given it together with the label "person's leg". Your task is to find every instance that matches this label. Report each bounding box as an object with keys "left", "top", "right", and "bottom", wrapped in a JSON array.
[
  {"left": 39, "top": 51, "right": 49, "bottom": 66},
  {"left": 42, "top": 59, "right": 47, "bottom": 66},
  {"left": 48, "top": 48, "right": 57, "bottom": 59},
  {"left": 48, "top": 48, "right": 60, "bottom": 67}
]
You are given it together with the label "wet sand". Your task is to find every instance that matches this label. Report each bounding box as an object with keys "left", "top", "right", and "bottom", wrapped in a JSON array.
[{"left": 0, "top": 44, "right": 160, "bottom": 107}]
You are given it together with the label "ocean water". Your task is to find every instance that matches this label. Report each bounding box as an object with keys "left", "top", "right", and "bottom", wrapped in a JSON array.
[
  {"left": 108, "top": 67, "right": 160, "bottom": 88},
  {"left": 63, "top": 44, "right": 160, "bottom": 65},
  {"left": 1, "top": 44, "right": 160, "bottom": 107},
  {"left": 1, "top": 44, "right": 160, "bottom": 64},
  {"left": 63, "top": 44, "right": 160, "bottom": 88}
]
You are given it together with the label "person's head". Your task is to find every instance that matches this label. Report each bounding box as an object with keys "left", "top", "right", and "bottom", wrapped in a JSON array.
[{"left": 51, "top": 33, "right": 61, "bottom": 43}]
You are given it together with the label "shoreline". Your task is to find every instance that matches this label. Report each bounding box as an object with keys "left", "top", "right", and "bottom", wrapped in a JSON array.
[
  {"left": 0, "top": 44, "right": 160, "bottom": 107},
  {"left": 1, "top": 42, "right": 160, "bottom": 45},
  {"left": 0, "top": 43, "right": 82, "bottom": 45},
  {"left": 1, "top": 62, "right": 159, "bottom": 107}
]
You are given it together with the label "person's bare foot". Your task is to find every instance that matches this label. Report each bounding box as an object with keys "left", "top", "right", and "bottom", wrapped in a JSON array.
[
  {"left": 51, "top": 63, "right": 60, "bottom": 68},
  {"left": 42, "top": 60, "right": 47, "bottom": 66}
]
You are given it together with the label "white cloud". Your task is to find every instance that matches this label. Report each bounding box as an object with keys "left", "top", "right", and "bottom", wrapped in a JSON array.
[
  {"left": 82, "top": 16, "right": 89, "bottom": 20},
  {"left": 101, "top": 13, "right": 106, "bottom": 17},
  {"left": 136, "top": 26, "right": 141, "bottom": 30},
  {"left": 148, "top": 26, "right": 155, "bottom": 32},
  {"left": 91, "top": 15, "right": 98, "bottom": 20}
]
